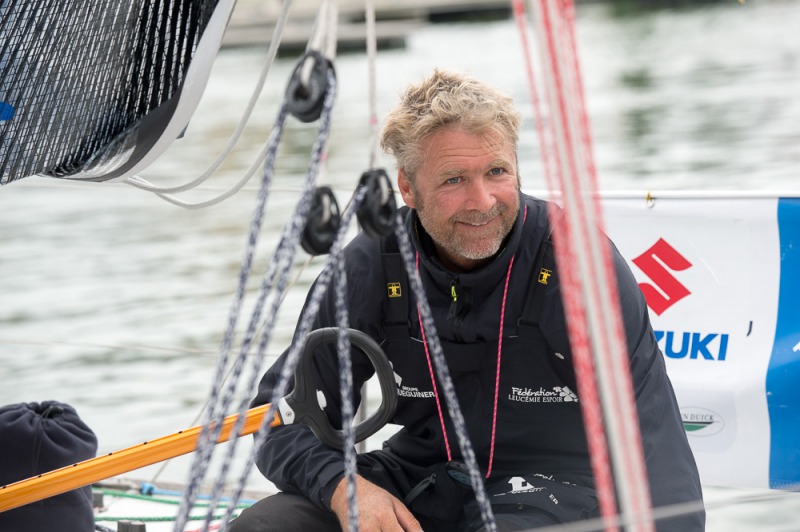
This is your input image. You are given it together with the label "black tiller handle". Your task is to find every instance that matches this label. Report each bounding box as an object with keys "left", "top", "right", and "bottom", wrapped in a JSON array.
[{"left": 285, "top": 327, "right": 397, "bottom": 449}]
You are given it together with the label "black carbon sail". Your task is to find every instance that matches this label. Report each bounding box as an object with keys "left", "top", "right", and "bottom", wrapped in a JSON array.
[{"left": 0, "top": 0, "right": 234, "bottom": 185}]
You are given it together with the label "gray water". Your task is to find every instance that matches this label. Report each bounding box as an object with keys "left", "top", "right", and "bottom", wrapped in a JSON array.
[{"left": 1, "top": 0, "right": 799, "bottom": 529}]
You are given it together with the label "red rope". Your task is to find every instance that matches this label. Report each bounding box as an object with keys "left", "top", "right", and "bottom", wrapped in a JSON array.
[
  {"left": 416, "top": 252, "right": 454, "bottom": 462},
  {"left": 486, "top": 253, "right": 515, "bottom": 479},
  {"left": 512, "top": 0, "right": 655, "bottom": 529},
  {"left": 415, "top": 208, "right": 523, "bottom": 479}
]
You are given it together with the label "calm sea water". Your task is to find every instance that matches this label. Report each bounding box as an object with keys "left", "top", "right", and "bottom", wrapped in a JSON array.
[{"left": 1, "top": 0, "right": 799, "bottom": 529}]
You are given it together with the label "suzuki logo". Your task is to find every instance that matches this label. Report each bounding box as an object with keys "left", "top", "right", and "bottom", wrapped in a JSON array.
[{"left": 632, "top": 238, "right": 692, "bottom": 315}]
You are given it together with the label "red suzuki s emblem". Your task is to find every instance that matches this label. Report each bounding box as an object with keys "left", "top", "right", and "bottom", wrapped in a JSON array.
[{"left": 632, "top": 238, "right": 693, "bottom": 315}]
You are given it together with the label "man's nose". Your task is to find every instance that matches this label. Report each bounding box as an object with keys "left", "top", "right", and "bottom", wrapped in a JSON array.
[{"left": 466, "top": 178, "right": 496, "bottom": 211}]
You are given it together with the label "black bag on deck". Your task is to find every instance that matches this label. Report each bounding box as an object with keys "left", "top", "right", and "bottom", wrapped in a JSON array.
[{"left": 0, "top": 401, "right": 98, "bottom": 532}]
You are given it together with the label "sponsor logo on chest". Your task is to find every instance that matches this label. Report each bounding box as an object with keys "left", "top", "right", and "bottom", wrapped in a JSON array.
[{"left": 508, "top": 386, "right": 579, "bottom": 404}]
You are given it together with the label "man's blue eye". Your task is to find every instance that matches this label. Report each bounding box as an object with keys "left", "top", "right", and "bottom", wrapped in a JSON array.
[
  {"left": 490, "top": 168, "right": 503, "bottom": 175},
  {"left": 446, "top": 177, "right": 461, "bottom": 184}
]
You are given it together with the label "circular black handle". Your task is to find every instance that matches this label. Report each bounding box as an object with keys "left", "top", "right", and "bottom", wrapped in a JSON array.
[{"left": 285, "top": 327, "right": 397, "bottom": 449}]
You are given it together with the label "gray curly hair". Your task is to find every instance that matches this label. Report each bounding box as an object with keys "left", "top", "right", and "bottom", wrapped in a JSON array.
[{"left": 379, "top": 69, "right": 521, "bottom": 181}]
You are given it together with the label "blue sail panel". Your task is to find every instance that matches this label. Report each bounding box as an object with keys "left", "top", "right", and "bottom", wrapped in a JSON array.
[{"left": 767, "top": 197, "right": 800, "bottom": 489}]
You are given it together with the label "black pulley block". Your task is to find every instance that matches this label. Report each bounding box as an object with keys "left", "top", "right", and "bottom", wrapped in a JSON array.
[
  {"left": 285, "top": 51, "right": 335, "bottom": 123},
  {"left": 356, "top": 168, "right": 397, "bottom": 239},
  {"left": 301, "top": 186, "right": 341, "bottom": 255}
]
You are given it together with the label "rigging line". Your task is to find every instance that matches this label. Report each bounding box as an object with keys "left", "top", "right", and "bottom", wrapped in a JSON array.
[
  {"left": 575, "top": 9, "right": 652, "bottom": 532},
  {"left": 334, "top": 258, "right": 360, "bottom": 532},
  {"left": 302, "top": 0, "right": 338, "bottom": 83},
  {"left": 170, "top": 100, "right": 291, "bottom": 532},
  {"left": 147, "top": 360, "right": 242, "bottom": 486},
  {"left": 201, "top": 95, "right": 337, "bottom": 529},
  {"left": 200, "top": 197, "right": 311, "bottom": 527},
  {"left": 185, "top": 68, "right": 339, "bottom": 532},
  {"left": 222, "top": 182, "right": 368, "bottom": 529},
  {"left": 216, "top": 71, "right": 341, "bottom": 530},
  {"left": 392, "top": 211, "right": 497, "bottom": 532},
  {"left": 522, "top": 0, "right": 654, "bottom": 528},
  {"left": 551, "top": 0, "right": 653, "bottom": 525},
  {"left": 296, "top": 0, "right": 337, "bottom": 194},
  {"left": 513, "top": 0, "right": 555, "bottom": 198},
  {"left": 533, "top": 497, "right": 707, "bottom": 532},
  {"left": 124, "top": 0, "right": 295, "bottom": 196},
  {"left": 146, "top": 294, "right": 298, "bottom": 486},
  {"left": 365, "top": 0, "right": 379, "bottom": 170},
  {"left": 12, "top": 179, "right": 800, "bottom": 199},
  {"left": 528, "top": 484, "right": 800, "bottom": 532},
  {"left": 149, "top": 123, "right": 269, "bottom": 209},
  {"left": 517, "top": 0, "right": 619, "bottom": 527},
  {"left": 3, "top": 221, "right": 318, "bottom": 492},
  {"left": 325, "top": 0, "right": 340, "bottom": 61},
  {"left": 540, "top": 0, "right": 635, "bottom": 529}
]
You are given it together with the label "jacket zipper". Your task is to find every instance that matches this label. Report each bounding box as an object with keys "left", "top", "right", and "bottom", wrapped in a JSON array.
[{"left": 447, "top": 276, "right": 465, "bottom": 342}]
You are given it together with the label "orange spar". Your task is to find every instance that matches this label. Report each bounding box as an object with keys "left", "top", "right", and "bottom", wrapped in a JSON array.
[{"left": 0, "top": 404, "right": 279, "bottom": 513}]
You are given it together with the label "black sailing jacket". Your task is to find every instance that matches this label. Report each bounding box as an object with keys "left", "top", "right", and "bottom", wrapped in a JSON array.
[{"left": 252, "top": 193, "right": 705, "bottom": 530}]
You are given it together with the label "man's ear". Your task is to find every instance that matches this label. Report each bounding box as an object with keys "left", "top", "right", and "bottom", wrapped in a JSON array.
[{"left": 398, "top": 168, "right": 415, "bottom": 208}]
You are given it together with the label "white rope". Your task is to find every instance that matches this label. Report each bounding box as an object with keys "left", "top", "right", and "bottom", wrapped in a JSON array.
[
  {"left": 365, "top": 0, "right": 379, "bottom": 169},
  {"left": 123, "top": 0, "right": 294, "bottom": 200}
]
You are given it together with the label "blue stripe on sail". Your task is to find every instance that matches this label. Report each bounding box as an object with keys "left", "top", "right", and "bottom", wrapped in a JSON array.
[{"left": 767, "top": 197, "right": 800, "bottom": 489}]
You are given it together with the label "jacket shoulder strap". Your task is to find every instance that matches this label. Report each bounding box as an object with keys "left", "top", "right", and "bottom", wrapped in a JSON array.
[
  {"left": 518, "top": 225, "right": 556, "bottom": 327},
  {"left": 381, "top": 234, "right": 410, "bottom": 338}
]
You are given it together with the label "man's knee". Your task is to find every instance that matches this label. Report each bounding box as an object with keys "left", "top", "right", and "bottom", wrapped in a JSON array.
[{"left": 228, "top": 492, "right": 339, "bottom": 532}]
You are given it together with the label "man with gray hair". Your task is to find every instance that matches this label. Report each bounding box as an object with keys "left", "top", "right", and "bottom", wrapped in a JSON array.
[{"left": 232, "top": 69, "right": 704, "bottom": 531}]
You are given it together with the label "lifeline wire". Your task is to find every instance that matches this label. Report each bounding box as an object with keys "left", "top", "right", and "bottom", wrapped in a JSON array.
[
  {"left": 518, "top": 0, "right": 654, "bottom": 529},
  {"left": 391, "top": 211, "right": 498, "bottom": 532}
]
